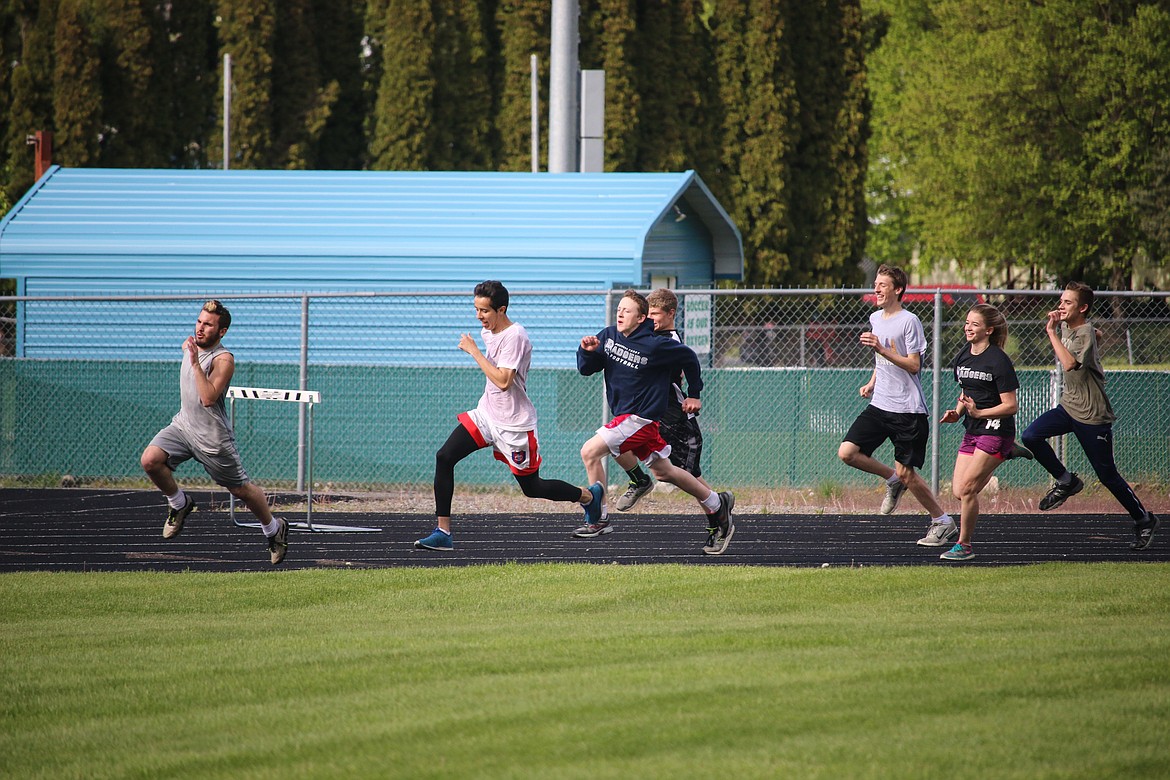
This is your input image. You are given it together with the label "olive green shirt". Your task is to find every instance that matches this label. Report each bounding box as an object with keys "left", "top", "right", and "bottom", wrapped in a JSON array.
[{"left": 1060, "top": 322, "right": 1115, "bottom": 425}]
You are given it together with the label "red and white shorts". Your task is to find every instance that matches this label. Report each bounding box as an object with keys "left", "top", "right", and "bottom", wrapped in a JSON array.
[
  {"left": 459, "top": 410, "right": 542, "bottom": 476},
  {"left": 597, "top": 414, "right": 673, "bottom": 464}
]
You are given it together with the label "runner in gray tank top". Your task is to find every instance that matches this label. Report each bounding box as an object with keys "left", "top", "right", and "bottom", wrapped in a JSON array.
[{"left": 141, "top": 300, "right": 290, "bottom": 564}]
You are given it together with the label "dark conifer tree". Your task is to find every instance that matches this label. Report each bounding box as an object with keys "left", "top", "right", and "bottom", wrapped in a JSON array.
[
  {"left": 156, "top": 0, "right": 217, "bottom": 168},
  {"left": 52, "top": 1, "right": 102, "bottom": 167},
  {"left": 311, "top": 0, "right": 366, "bottom": 169},
  {"left": 5, "top": 0, "right": 57, "bottom": 202},
  {"left": 494, "top": 0, "right": 549, "bottom": 172},
  {"left": 785, "top": 0, "right": 868, "bottom": 286},
  {"left": 212, "top": 0, "right": 276, "bottom": 168},
  {"left": 713, "top": 0, "right": 798, "bottom": 286},
  {"left": 368, "top": 0, "right": 434, "bottom": 169},
  {"left": 580, "top": 0, "right": 638, "bottom": 171},
  {"left": 432, "top": 1, "right": 495, "bottom": 169}
]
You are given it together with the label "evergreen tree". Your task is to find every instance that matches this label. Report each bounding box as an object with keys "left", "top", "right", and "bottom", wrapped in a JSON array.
[
  {"left": 580, "top": 0, "right": 638, "bottom": 171},
  {"left": 312, "top": 0, "right": 366, "bottom": 169},
  {"left": 633, "top": 1, "right": 686, "bottom": 171},
  {"left": 52, "top": 0, "right": 101, "bottom": 167},
  {"left": 431, "top": 1, "right": 495, "bottom": 169},
  {"left": 273, "top": 0, "right": 337, "bottom": 169},
  {"left": 786, "top": 0, "right": 868, "bottom": 286},
  {"left": 5, "top": 0, "right": 57, "bottom": 203},
  {"left": 92, "top": 0, "right": 166, "bottom": 167},
  {"left": 0, "top": 4, "right": 18, "bottom": 208},
  {"left": 368, "top": 0, "right": 434, "bottom": 169},
  {"left": 212, "top": 0, "right": 275, "bottom": 169},
  {"left": 495, "top": 0, "right": 549, "bottom": 171},
  {"left": 674, "top": 1, "right": 724, "bottom": 188},
  {"left": 156, "top": 0, "right": 216, "bottom": 168},
  {"left": 712, "top": 0, "right": 798, "bottom": 286}
]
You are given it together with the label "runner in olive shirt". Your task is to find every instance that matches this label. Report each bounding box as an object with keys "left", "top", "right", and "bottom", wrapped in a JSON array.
[{"left": 1020, "top": 282, "right": 1158, "bottom": 550}]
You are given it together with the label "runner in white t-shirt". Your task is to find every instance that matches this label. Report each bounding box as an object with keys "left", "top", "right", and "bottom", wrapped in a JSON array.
[
  {"left": 415, "top": 281, "right": 597, "bottom": 551},
  {"left": 837, "top": 265, "right": 956, "bottom": 546}
]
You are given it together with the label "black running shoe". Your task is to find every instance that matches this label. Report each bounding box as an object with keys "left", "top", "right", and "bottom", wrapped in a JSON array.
[
  {"left": 1039, "top": 474, "right": 1084, "bottom": 511},
  {"left": 1131, "top": 513, "right": 1159, "bottom": 551},
  {"left": 1005, "top": 442, "right": 1034, "bottom": 461},
  {"left": 703, "top": 491, "right": 735, "bottom": 555}
]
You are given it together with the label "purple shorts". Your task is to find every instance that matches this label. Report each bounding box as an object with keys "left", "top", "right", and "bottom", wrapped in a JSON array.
[{"left": 958, "top": 433, "right": 1014, "bottom": 459}]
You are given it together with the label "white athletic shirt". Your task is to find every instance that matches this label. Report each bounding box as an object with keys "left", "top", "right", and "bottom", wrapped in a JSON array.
[
  {"left": 868, "top": 308, "right": 929, "bottom": 415},
  {"left": 476, "top": 323, "right": 538, "bottom": 431}
]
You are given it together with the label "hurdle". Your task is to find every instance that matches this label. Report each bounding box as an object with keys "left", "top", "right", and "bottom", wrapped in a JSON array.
[{"left": 227, "top": 386, "right": 378, "bottom": 533}]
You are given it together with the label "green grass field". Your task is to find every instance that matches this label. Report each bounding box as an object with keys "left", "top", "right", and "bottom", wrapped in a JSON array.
[{"left": 3, "top": 564, "right": 1169, "bottom": 778}]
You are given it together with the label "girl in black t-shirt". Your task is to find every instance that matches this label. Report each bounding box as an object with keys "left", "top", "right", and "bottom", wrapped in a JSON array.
[{"left": 938, "top": 304, "right": 1023, "bottom": 561}]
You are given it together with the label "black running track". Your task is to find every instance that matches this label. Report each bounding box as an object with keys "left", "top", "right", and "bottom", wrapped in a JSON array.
[{"left": 0, "top": 488, "right": 1164, "bottom": 572}]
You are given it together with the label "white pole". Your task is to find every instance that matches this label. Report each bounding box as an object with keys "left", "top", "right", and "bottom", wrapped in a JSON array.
[
  {"left": 530, "top": 54, "right": 540, "bottom": 173},
  {"left": 223, "top": 53, "right": 231, "bottom": 170},
  {"left": 548, "top": 0, "right": 579, "bottom": 173}
]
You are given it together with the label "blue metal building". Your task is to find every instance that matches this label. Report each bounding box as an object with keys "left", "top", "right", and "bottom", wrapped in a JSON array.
[{"left": 0, "top": 167, "right": 742, "bottom": 365}]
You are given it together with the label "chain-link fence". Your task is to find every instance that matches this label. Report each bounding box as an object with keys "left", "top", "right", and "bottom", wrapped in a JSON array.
[{"left": 2, "top": 288, "right": 1167, "bottom": 495}]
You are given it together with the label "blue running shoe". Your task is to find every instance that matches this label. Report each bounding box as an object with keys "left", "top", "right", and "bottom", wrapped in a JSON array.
[
  {"left": 573, "top": 483, "right": 611, "bottom": 538},
  {"left": 940, "top": 542, "right": 975, "bottom": 561},
  {"left": 414, "top": 528, "right": 453, "bottom": 551},
  {"left": 584, "top": 482, "right": 604, "bottom": 524}
]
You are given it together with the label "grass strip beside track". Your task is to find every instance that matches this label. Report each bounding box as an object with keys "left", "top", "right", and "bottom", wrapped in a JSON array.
[{"left": 2, "top": 563, "right": 1168, "bottom": 778}]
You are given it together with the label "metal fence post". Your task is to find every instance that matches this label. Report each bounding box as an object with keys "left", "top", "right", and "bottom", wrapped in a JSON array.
[
  {"left": 931, "top": 290, "right": 942, "bottom": 495},
  {"left": 297, "top": 295, "right": 309, "bottom": 493}
]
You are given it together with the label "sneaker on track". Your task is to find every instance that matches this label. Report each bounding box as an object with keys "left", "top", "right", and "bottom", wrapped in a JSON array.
[
  {"left": 615, "top": 479, "right": 654, "bottom": 511},
  {"left": 1039, "top": 474, "right": 1084, "bottom": 511},
  {"left": 573, "top": 520, "right": 612, "bottom": 538},
  {"left": 267, "top": 518, "right": 289, "bottom": 565},
  {"left": 917, "top": 520, "right": 958, "bottom": 547},
  {"left": 1131, "top": 512, "right": 1159, "bottom": 551},
  {"left": 703, "top": 491, "right": 736, "bottom": 555},
  {"left": 162, "top": 497, "right": 196, "bottom": 539},
  {"left": 572, "top": 482, "right": 610, "bottom": 538},
  {"left": 881, "top": 480, "right": 907, "bottom": 514},
  {"left": 940, "top": 542, "right": 975, "bottom": 561},
  {"left": 415, "top": 527, "right": 453, "bottom": 551}
]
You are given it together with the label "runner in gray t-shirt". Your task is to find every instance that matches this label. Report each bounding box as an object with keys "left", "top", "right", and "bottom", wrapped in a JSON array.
[
  {"left": 141, "top": 299, "right": 290, "bottom": 564},
  {"left": 837, "top": 264, "right": 956, "bottom": 546}
]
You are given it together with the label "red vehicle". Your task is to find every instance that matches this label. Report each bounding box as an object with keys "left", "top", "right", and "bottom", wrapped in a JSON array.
[{"left": 862, "top": 285, "right": 986, "bottom": 306}]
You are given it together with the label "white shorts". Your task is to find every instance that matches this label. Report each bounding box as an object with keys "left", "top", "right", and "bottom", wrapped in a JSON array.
[
  {"left": 458, "top": 410, "right": 542, "bottom": 476},
  {"left": 597, "top": 414, "right": 672, "bottom": 464}
]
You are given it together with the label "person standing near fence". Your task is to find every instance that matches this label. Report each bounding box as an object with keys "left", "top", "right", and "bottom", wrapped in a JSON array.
[
  {"left": 140, "top": 299, "right": 290, "bottom": 565},
  {"left": 937, "top": 304, "right": 1025, "bottom": 561},
  {"left": 575, "top": 289, "right": 735, "bottom": 555},
  {"left": 1020, "top": 282, "right": 1159, "bottom": 550},
  {"left": 611, "top": 288, "right": 711, "bottom": 511},
  {"left": 415, "top": 281, "right": 599, "bottom": 551},
  {"left": 838, "top": 264, "right": 956, "bottom": 546}
]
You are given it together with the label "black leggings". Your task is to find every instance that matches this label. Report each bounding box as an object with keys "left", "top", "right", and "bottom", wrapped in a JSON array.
[{"left": 434, "top": 425, "right": 582, "bottom": 517}]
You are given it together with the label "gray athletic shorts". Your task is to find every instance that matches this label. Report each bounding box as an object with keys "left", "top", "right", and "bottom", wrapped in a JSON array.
[{"left": 149, "top": 423, "right": 250, "bottom": 488}]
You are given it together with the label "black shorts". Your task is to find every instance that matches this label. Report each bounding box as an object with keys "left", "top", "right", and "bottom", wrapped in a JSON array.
[
  {"left": 659, "top": 407, "right": 703, "bottom": 478},
  {"left": 843, "top": 405, "right": 928, "bottom": 470}
]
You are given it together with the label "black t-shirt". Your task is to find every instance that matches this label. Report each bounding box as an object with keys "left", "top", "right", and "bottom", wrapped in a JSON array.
[{"left": 950, "top": 343, "right": 1019, "bottom": 437}]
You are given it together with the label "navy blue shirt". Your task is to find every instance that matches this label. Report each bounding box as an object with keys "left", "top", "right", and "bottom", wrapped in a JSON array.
[{"left": 577, "top": 319, "right": 702, "bottom": 422}]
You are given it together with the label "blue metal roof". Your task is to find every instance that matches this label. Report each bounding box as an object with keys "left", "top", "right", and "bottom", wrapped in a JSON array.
[
  {"left": 0, "top": 168, "right": 742, "bottom": 365},
  {"left": 0, "top": 167, "right": 743, "bottom": 292}
]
